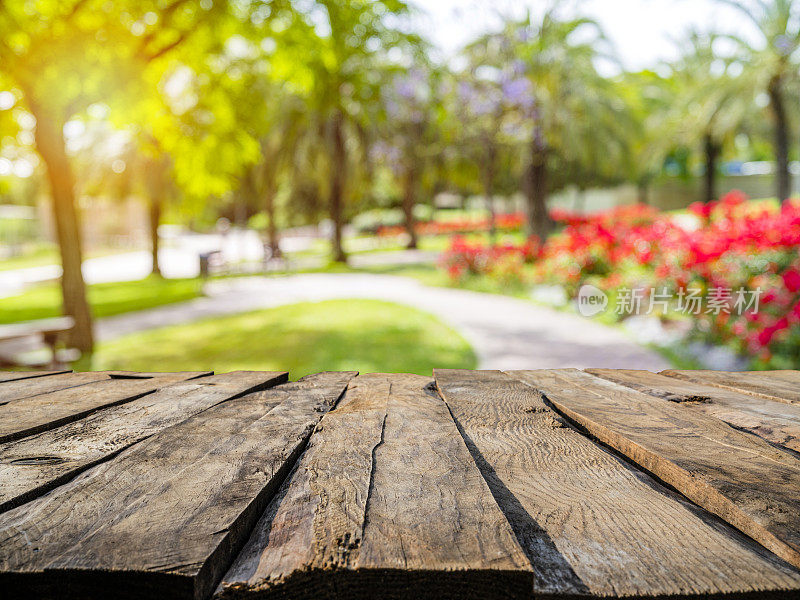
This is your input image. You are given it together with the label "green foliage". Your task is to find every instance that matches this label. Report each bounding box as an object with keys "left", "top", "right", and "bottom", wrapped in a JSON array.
[
  {"left": 4, "top": 0, "right": 800, "bottom": 292},
  {"left": 93, "top": 299, "right": 477, "bottom": 377},
  {"left": 2, "top": 0, "right": 796, "bottom": 229},
  {"left": 453, "top": 5, "right": 633, "bottom": 197}
]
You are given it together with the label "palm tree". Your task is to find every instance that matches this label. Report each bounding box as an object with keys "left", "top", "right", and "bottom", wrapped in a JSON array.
[
  {"left": 255, "top": 99, "right": 309, "bottom": 259},
  {"left": 302, "top": 0, "right": 420, "bottom": 263},
  {"left": 447, "top": 67, "right": 509, "bottom": 244},
  {"left": 718, "top": 0, "right": 800, "bottom": 202},
  {"left": 471, "top": 7, "right": 627, "bottom": 239},
  {"left": 633, "top": 80, "right": 673, "bottom": 204},
  {"left": 665, "top": 31, "right": 757, "bottom": 203}
]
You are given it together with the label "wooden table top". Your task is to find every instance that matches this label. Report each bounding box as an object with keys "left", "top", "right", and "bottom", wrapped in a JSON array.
[{"left": 1, "top": 368, "right": 799, "bottom": 599}]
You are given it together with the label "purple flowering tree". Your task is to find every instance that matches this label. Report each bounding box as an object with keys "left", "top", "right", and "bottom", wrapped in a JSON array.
[
  {"left": 376, "top": 67, "right": 437, "bottom": 248},
  {"left": 450, "top": 58, "right": 535, "bottom": 242},
  {"left": 467, "top": 8, "right": 621, "bottom": 240}
]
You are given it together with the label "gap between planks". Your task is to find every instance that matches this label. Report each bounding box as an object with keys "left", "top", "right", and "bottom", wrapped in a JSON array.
[
  {"left": 218, "top": 373, "right": 532, "bottom": 600},
  {"left": 509, "top": 369, "right": 800, "bottom": 571},
  {"left": 587, "top": 368, "right": 800, "bottom": 455},
  {"left": 0, "top": 372, "right": 211, "bottom": 442},
  {"left": 0, "top": 371, "right": 355, "bottom": 600},
  {"left": 436, "top": 369, "right": 800, "bottom": 599},
  {"left": 0, "top": 371, "right": 288, "bottom": 512},
  {"left": 0, "top": 370, "right": 71, "bottom": 384}
]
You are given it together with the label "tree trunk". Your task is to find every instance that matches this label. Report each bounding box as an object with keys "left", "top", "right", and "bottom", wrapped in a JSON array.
[
  {"left": 525, "top": 134, "right": 554, "bottom": 241},
  {"left": 265, "top": 188, "right": 281, "bottom": 258},
  {"left": 402, "top": 162, "right": 418, "bottom": 250},
  {"left": 27, "top": 96, "right": 94, "bottom": 355},
  {"left": 574, "top": 188, "right": 587, "bottom": 213},
  {"left": 329, "top": 112, "right": 347, "bottom": 263},
  {"left": 703, "top": 133, "right": 720, "bottom": 204},
  {"left": 149, "top": 196, "right": 162, "bottom": 277},
  {"left": 637, "top": 176, "right": 650, "bottom": 205},
  {"left": 483, "top": 141, "right": 497, "bottom": 245},
  {"left": 769, "top": 75, "right": 791, "bottom": 204}
]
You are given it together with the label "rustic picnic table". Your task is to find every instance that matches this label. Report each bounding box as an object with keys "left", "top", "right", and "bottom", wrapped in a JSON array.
[
  {"left": 0, "top": 316, "right": 75, "bottom": 368},
  {"left": 0, "top": 368, "right": 799, "bottom": 600}
]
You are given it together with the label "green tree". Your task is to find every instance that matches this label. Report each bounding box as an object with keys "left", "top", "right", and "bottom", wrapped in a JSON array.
[
  {"left": 470, "top": 8, "right": 627, "bottom": 238},
  {"left": 0, "top": 0, "right": 231, "bottom": 355},
  {"left": 447, "top": 68, "right": 512, "bottom": 242},
  {"left": 663, "top": 32, "right": 757, "bottom": 203},
  {"left": 218, "top": 23, "right": 315, "bottom": 259},
  {"left": 375, "top": 66, "right": 441, "bottom": 248},
  {"left": 613, "top": 70, "right": 679, "bottom": 204},
  {"left": 141, "top": 151, "right": 175, "bottom": 277},
  {"left": 719, "top": 0, "right": 800, "bottom": 202},
  {"left": 300, "top": 0, "right": 420, "bottom": 262}
]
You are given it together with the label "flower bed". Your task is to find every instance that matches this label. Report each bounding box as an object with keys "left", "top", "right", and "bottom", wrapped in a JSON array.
[
  {"left": 438, "top": 193, "right": 800, "bottom": 368},
  {"left": 377, "top": 212, "right": 525, "bottom": 237},
  {"left": 439, "top": 236, "right": 539, "bottom": 290}
]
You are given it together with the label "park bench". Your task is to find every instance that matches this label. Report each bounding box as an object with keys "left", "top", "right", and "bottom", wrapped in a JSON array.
[
  {"left": 0, "top": 368, "right": 799, "bottom": 599},
  {"left": 0, "top": 316, "right": 76, "bottom": 368},
  {"left": 198, "top": 250, "right": 224, "bottom": 278}
]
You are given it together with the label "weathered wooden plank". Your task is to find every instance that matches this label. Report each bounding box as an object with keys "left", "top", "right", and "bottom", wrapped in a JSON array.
[
  {"left": 0, "top": 371, "right": 207, "bottom": 404},
  {"left": 436, "top": 369, "right": 800, "bottom": 598},
  {"left": 0, "top": 370, "right": 70, "bottom": 384},
  {"left": 588, "top": 368, "right": 800, "bottom": 453},
  {"left": 0, "top": 371, "right": 207, "bottom": 443},
  {"left": 0, "top": 371, "right": 110, "bottom": 405},
  {"left": 0, "top": 371, "right": 354, "bottom": 600},
  {"left": 662, "top": 369, "right": 800, "bottom": 405},
  {"left": 218, "top": 373, "right": 531, "bottom": 600},
  {"left": 511, "top": 368, "right": 800, "bottom": 571},
  {"left": 0, "top": 371, "right": 287, "bottom": 512}
]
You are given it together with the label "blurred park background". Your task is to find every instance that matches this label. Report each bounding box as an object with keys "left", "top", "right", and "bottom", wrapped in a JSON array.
[{"left": 2, "top": 0, "right": 800, "bottom": 377}]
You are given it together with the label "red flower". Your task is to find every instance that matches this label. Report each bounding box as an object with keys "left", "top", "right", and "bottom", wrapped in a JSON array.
[
  {"left": 437, "top": 193, "right": 800, "bottom": 367},
  {"left": 782, "top": 268, "right": 800, "bottom": 293},
  {"left": 791, "top": 301, "right": 800, "bottom": 322},
  {"left": 689, "top": 202, "right": 712, "bottom": 219}
]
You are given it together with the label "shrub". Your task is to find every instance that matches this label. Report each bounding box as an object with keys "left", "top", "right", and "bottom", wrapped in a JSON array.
[{"left": 438, "top": 194, "right": 800, "bottom": 367}]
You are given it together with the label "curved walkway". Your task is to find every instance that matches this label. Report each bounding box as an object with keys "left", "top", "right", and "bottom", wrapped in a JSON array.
[{"left": 97, "top": 273, "right": 669, "bottom": 371}]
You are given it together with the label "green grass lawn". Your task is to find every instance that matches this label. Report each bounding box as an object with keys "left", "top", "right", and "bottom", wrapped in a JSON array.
[
  {"left": 0, "top": 243, "right": 60, "bottom": 271},
  {"left": 0, "top": 277, "right": 203, "bottom": 324},
  {"left": 0, "top": 244, "right": 136, "bottom": 272},
  {"left": 93, "top": 299, "right": 477, "bottom": 378}
]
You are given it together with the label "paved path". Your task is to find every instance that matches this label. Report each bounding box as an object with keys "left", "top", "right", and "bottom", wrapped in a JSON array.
[
  {"left": 98, "top": 273, "right": 669, "bottom": 371},
  {"left": 0, "top": 229, "right": 432, "bottom": 297},
  {"left": 0, "top": 232, "right": 262, "bottom": 297}
]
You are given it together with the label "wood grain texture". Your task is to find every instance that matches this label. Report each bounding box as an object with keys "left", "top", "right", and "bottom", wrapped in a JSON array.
[
  {"left": 218, "top": 373, "right": 531, "bottom": 600},
  {"left": 437, "top": 369, "right": 800, "bottom": 598},
  {"left": 0, "top": 370, "right": 70, "bottom": 383},
  {"left": 511, "top": 369, "right": 800, "bottom": 571},
  {"left": 105, "top": 371, "right": 212, "bottom": 379},
  {"left": 662, "top": 370, "right": 800, "bottom": 405},
  {"left": 0, "top": 371, "right": 355, "bottom": 600},
  {"left": 0, "top": 371, "right": 287, "bottom": 512},
  {"left": 588, "top": 369, "right": 800, "bottom": 453},
  {"left": 0, "top": 372, "right": 205, "bottom": 443},
  {"left": 0, "top": 371, "right": 110, "bottom": 405}
]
